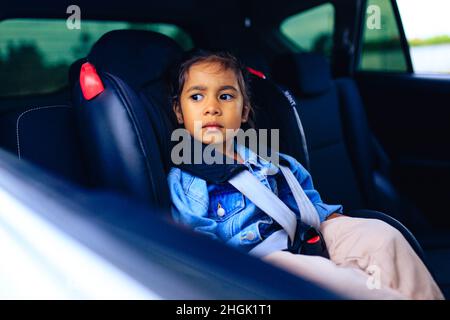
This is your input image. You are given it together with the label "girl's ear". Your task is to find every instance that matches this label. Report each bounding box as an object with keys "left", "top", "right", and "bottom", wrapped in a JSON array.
[
  {"left": 241, "top": 105, "right": 250, "bottom": 123},
  {"left": 173, "top": 103, "right": 184, "bottom": 124}
]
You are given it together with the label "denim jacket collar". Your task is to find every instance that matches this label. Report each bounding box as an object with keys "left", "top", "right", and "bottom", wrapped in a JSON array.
[{"left": 236, "top": 144, "right": 279, "bottom": 177}]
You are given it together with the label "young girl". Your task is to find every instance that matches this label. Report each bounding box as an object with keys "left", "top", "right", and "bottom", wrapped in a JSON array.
[{"left": 167, "top": 50, "right": 444, "bottom": 300}]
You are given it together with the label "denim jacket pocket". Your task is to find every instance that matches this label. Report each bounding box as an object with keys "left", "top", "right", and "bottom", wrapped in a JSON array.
[{"left": 209, "top": 187, "right": 246, "bottom": 222}]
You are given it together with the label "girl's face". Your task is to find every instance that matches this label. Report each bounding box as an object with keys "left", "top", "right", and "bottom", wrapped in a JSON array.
[{"left": 174, "top": 61, "right": 249, "bottom": 146}]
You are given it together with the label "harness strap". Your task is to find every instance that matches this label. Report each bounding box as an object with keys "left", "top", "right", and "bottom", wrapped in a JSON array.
[
  {"left": 279, "top": 166, "right": 320, "bottom": 229},
  {"left": 228, "top": 165, "right": 321, "bottom": 257},
  {"left": 229, "top": 169, "right": 297, "bottom": 243}
]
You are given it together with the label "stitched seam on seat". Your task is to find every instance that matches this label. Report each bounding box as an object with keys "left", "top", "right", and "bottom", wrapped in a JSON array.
[{"left": 16, "top": 105, "right": 71, "bottom": 159}]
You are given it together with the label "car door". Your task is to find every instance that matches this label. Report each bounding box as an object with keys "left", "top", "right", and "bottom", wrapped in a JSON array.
[{"left": 354, "top": 0, "right": 450, "bottom": 229}]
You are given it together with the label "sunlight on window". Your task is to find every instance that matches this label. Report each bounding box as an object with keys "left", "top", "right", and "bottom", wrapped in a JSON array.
[
  {"left": 0, "top": 19, "right": 193, "bottom": 96},
  {"left": 397, "top": 0, "right": 450, "bottom": 74},
  {"left": 280, "top": 3, "right": 335, "bottom": 59}
]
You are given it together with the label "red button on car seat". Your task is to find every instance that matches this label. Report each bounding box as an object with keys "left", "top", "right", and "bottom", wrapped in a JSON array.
[
  {"left": 80, "top": 62, "right": 104, "bottom": 100},
  {"left": 306, "top": 235, "right": 321, "bottom": 244}
]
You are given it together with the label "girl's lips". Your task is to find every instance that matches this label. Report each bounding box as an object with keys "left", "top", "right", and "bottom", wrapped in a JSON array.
[
  {"left": 202, "top": 123, "right": 223, "bottom": 129},
  {"left": 203, "top": 126, "right": 222, "bottom": 132}
]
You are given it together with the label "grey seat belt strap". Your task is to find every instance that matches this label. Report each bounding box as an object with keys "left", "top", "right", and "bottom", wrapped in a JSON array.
[
  {"left": 228, "top": 169, "right": 297, "bottom": 243},
  {"left": 279, "top": 166, "right": 320, "bottom": 229},
  {"left": 228, "top": 165, "right": 321, "bottom": 257},
  {"left": 248, "top": 229, "right": 289, "bottom": 257}
]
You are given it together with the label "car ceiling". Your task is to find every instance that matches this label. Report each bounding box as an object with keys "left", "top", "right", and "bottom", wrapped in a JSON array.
[{"left": 2, "top": 0, "right": 334, "bottom": 28}]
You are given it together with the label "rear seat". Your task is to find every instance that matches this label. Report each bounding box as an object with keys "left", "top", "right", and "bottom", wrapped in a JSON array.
[
  {"left": 0, "top": 104, "right": 87, "bottom": 185},
  {"left": 271, "top": 52, "right": 430, "bottom": 233}
]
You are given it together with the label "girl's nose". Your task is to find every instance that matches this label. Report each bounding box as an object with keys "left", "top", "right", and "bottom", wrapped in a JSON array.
[{"left": 203, "top": 100, "right": 222, "bottom": 116}]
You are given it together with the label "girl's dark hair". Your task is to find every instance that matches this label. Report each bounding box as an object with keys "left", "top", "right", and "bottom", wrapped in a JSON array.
[{"left": 169, "top": 49, "right": 254, "bottom": 127}]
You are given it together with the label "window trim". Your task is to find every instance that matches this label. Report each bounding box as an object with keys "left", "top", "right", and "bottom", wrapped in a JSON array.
[
  {"left": 391, "top": 0, "right": 413, "bottom": 73},
  {"left": 354, "top": 0, "right": 368, "bottom": 73}
]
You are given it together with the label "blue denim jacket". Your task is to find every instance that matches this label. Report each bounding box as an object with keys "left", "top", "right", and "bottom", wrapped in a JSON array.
[{"left": 168, "top": 145, "right": 343, "bottom": 252}]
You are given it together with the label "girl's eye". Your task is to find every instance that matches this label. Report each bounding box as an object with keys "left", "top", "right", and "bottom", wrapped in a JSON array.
[
  {"left": 190, "top": 94, "right": 203, "bottom": 101},
  {"left": 220, "top": 93, "right": 234, "bottom": 101}
]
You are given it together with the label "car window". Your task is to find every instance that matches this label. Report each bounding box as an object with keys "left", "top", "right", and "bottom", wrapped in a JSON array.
[
  {"left": 397, "top": 0, "right": 450, "bottom": 74},
  {"left": 358, "top": 0, "right": 408, "bottom": 72},
  {"left": 0, "top": 19, "right": 193, "bottom": 97},
  {"left": 280, "top": 3, "right": 335, "bottom": 59}
]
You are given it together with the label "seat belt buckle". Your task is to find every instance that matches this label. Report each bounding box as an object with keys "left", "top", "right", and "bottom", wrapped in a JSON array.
[{"left": 287, "top": 218, "right": 330, "bottom": 259}]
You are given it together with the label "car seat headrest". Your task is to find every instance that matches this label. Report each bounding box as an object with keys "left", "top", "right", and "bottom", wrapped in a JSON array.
[
  {"left": 87, "top": 29, "right": 183, "bottom": 89},
  {"left": 272, "top": 52, "right": 332, "bottom": 97}
]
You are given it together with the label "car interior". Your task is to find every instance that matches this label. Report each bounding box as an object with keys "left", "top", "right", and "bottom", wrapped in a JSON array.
[{"left": 1, "top": 0, "right": 449, "bottom": 298}]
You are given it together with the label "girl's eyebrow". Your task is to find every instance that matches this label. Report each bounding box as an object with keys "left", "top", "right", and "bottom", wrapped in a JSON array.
[
  {"left": 219, "top": 85, "right": 238, "bottom": 92},
  {"left": 187, "top": 85, "right": 207, "bottom": 92},
  {"left": 186, "top": 85, "right": 238, "bottom": 92}
]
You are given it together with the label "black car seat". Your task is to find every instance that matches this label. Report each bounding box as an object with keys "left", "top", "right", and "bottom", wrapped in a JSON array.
[
  {"left": 70, "top": 30, "right": 184, "bottom": 209},
  {"left": 69, "top": 30, "right": 427, "bottom": 263}
]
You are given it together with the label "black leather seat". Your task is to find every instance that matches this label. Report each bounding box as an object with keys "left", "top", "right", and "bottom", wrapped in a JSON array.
[
  {"left": 271, "top": 52, "right": 430, "bottom": 233},
  {"left": 69, "top": 31, "right": 312, "bottom": 209},
  {"left": 70, "top": 30, "right": 186, "bottom": 209},
  {"left": 0, "top": 104, "right": 87, "bottom": 185}
]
